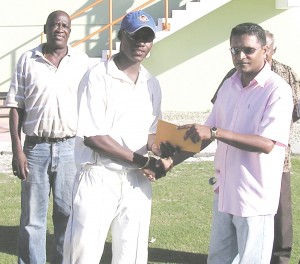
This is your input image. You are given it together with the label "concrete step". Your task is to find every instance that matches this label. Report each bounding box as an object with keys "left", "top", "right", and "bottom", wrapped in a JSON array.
[{"left": 101, "top": 0, "right": 231, "bottom": 60}]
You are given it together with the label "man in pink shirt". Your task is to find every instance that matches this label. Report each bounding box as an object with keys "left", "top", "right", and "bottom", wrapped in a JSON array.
[
  {"left": 168, "top": 23, "right": 293, "bottom": 263},
  {"left": 210, "top": 30, "right": 300, "bottom": 264}
]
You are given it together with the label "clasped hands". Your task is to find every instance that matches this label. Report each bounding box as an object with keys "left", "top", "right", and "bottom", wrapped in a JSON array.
[
  {"left": 141, "top": 154, "right": 173, "bottom": 182},
  {"left": 140, "top": 123, "right": 211, "bottom": 182},
  {"left": 133, "top": 141, "right": 178, "bottom": 182}
]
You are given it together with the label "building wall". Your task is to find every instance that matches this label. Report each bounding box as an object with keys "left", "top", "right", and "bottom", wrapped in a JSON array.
[
  {"left": 0, "top": 0, "right": 184, "bottom": 94},
  {"left": 1, "top": 0, "right": 300, "bottom": 112},
  {"left": 144, "top": 0, "right": 300, "bottom": 112}
]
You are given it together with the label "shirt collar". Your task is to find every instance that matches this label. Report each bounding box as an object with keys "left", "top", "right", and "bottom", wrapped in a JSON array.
[
  {"left": 231, "top": 62, "right": 271, "bottom": 88},
  {"left": 34, "top": 43, "right": 72, "bottom": 57},
  {"left": 253, "top": 61, "right": 271, "bottom": 87},
  {"left": 107, "top": 54, "right": 151, "bottom": 83}
]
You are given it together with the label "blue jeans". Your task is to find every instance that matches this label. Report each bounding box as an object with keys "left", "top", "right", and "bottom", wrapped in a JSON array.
[
  {"left": 208, "top": 194, "right": 274, "bottom": 264},
  {"left": 18, "top": 137, "right": 76, "bottom": 264}
]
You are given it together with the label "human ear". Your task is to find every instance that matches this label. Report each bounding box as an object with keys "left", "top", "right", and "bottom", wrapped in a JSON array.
[{"left": 117, "top": 30, "right": 122, "bottom": 41}]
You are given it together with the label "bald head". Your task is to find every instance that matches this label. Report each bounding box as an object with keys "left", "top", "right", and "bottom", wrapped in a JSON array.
[
  {"left": 46, "top": 10, "right": 71, "bottom": 26},
  {"left": 265, "top": 30, "right": 277, "bottom": 64}
]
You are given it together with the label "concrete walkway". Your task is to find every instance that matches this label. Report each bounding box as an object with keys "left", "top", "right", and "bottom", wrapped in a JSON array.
[
  {"left": 1, "top": 116, "right": 300, "bottom": 156},
  {"left": 0, "top": 117, "right": 11, "bottom": 154},
  {"left": 0, "top": 117, "right": 217, "bottom": 158}
]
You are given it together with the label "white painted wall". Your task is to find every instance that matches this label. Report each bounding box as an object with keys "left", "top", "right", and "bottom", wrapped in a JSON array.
[{"left": 144, "top": 0, "right": 300, "bottom": 112}]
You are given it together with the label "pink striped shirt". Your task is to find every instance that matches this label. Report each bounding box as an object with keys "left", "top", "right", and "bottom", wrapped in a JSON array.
[{"left": 205, "top": 63, "right": 293, "bottom": 217}]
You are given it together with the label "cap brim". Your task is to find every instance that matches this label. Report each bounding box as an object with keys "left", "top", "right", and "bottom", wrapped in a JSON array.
[{"left": 128, "top": 25, "right": 156, "bottom": 36}]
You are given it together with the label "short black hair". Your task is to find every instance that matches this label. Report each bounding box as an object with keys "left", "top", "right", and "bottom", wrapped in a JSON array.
[{"left": 230, "top": 23, "right": 266, "bottom": 46}]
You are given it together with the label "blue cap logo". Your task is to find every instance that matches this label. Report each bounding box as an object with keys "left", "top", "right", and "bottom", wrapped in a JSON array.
[{"left": 121, "top": 10, "right": 156, "bottom": 35}]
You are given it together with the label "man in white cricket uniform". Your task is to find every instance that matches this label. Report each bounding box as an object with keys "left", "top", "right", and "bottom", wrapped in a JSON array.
[{"left": 63, "top": 10, "right": 172, "bottom": 264}]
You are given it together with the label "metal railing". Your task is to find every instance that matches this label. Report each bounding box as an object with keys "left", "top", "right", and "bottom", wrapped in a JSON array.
[{"left": 41, "top": 0, "right": 170, "bottom": 58}]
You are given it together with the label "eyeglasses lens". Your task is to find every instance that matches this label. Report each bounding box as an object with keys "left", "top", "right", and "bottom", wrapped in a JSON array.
[{"left": 230, "top": 47, "right": 258, "bottom": 55}]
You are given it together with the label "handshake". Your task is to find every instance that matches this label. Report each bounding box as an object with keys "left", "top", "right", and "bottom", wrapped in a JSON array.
[{"left": 133, "top": 142, "right": 179, "bottom": 181}]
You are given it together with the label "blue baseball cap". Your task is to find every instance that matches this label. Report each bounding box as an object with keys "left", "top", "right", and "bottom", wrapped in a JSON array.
[{"left": 121, "top": 10, "right": 156, "bottom": 35}]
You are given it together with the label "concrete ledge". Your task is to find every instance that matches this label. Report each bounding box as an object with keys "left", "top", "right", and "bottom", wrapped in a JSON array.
[{"left": 1, "top": 112, "right": 300, "bottom": 156}]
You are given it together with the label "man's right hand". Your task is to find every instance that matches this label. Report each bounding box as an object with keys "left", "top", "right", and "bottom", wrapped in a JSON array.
[
  {"left": 151, "top": 141, "right": 180, "bottom": 158},
  {"left": 12, "top": 152, "right": 29, "bottom": 180}
]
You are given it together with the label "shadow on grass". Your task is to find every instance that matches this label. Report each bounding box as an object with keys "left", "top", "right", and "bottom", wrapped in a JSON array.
[
  {"left": 0, "top": 225, "right": 18, "bottom": 256},
  {"left": 0, "top": 225, "right": 55, "bottom": 262},
  {"left": 100, "top": 242, "right": 208, "bottom": 264},
  {"left": 0, "top": 226, "right": 207, "bottom": 264}
]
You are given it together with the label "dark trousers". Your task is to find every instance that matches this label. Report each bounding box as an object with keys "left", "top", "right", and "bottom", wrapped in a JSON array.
[{"left": 271, "top": 171, "right": 293, "bottom": 264}]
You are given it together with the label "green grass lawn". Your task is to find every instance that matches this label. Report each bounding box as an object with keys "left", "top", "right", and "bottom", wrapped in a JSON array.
[{"left": 1, "top": 157, "right": 300, "bottom": 263}]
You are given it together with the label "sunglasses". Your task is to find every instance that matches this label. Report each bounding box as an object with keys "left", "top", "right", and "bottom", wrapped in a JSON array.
[
  {"left": 229, "top": 47, "right": 261, "bottom": 55},
  {"left": 124, "top": 31, "right": 155, "bottom": 43}
]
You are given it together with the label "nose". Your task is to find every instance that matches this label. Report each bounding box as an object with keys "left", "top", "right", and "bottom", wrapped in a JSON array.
[
  {"left": 136, "top": 41, "right": 146, "bottom": 46},
  {"left": 237, "top": 50, "right": 247, "bottom": 59}
]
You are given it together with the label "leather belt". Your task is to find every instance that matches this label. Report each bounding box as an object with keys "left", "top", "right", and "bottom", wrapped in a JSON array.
[{"left": 25, "top": 135, "right": 75, "bottom": 144}]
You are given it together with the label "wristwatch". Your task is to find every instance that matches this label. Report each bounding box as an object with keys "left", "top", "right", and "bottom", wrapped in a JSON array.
[{"left": 210, "top": 127, "right": 218, "bottom": 141}]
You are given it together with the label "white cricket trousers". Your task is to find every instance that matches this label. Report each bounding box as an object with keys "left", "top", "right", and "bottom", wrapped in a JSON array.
[{"left": 63, "top": 164, "right": 152, "bottom": 264}]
